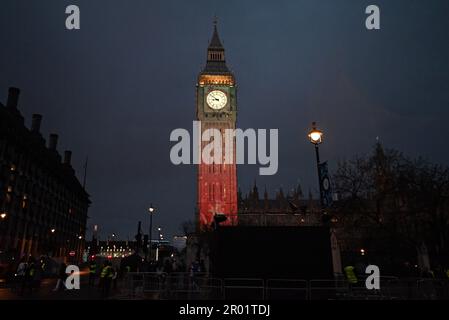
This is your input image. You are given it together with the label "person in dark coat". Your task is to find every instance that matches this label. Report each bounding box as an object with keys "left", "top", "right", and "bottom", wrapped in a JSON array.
[{"left": 53, "top": 262, "right": 67, "bottom": 291}]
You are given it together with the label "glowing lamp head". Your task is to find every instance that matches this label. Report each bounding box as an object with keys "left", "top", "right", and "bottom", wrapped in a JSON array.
[
  {"left": 308, "top": 122, "right": 323, "bottom": 145},
  {"left": 0, "top": 213, "right": 6, "bottom": 219},
  {"left": 148, "top": 204, "right": 155, "bottom": 213},
  {"left": 50, "top": 228, "right": 56, "bottom": 233}
]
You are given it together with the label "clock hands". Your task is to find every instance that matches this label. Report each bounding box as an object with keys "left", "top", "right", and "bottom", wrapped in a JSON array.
[{"left": 210, "top": 94, "right": 220, "bottom": 101}]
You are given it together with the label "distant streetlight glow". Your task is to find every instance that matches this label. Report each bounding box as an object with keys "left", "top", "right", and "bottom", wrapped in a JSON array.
[
  {"left": 51, "top": 228, "right": 56, "bottom": 233},
  {"left": 0, "top": 213, "right": 6, "bottom": 219},
  {"left": 308, "top": 122, "right": 323, "bottom": 145}
]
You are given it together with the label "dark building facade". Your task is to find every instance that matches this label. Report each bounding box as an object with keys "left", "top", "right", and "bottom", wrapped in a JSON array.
[{"left": 0, "top": 87, "right": 90, "bottom": 261}]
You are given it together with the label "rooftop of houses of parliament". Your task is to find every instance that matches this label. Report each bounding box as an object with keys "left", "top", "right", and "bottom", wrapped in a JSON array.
[{"left": 238, "top": 182, "right": 321, "bottom": 215}]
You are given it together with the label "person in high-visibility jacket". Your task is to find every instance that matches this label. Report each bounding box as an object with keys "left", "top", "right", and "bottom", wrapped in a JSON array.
[
  {"left": 344, "top": 265, "right": 358, "bottom": 285},
  {"left": 21, "top": 257, "right": 36, "bottom": 296},
  {"left": 89, "top": 259, "right": 97, "bottom": 286},
  {"left": 100, "top": 261, "right": 113, "bottom": 298}
]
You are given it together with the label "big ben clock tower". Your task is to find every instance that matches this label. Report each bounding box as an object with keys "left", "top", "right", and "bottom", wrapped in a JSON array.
[{"left": 196, "top": 21, "right": 237, "bottom": 230}]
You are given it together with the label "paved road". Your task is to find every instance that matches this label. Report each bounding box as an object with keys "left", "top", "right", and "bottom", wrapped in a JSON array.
[{"left": 0, "top": 276, "right": 120, "bottom": 300}]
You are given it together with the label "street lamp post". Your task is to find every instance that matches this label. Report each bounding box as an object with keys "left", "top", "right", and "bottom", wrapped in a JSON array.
[
  {"left": 308, "top": 122, "right": 324, "bottom": 207},
  {"left": 148, "top": 204, "right": 155, "bottom": 261},
  {"left": 0, "top": 213, "right": 7, "bottom": 249},
  {"left": 50, "top": 228, "right": 56, "bottom": 257},
  {"left": 155, "top": 227, "right": 162, "bottom": 262}
]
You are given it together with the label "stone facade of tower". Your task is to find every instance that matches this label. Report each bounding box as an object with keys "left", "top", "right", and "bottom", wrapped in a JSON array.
[{"left": 196, "top": 23, "right": 238, "bottom": 230}]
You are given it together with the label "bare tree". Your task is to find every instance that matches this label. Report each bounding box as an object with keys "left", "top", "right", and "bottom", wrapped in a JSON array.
[{"left": 332, "top": 142, "right": 449, "bottom": 270}]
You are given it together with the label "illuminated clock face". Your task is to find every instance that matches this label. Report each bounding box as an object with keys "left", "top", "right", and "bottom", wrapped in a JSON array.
[{"left": 206, "top": 90, "right": 227, "bottom": 110}]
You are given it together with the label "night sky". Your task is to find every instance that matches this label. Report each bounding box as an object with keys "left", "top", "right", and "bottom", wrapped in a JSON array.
[{"left": 1, "top": 0, "right": 449, "bottom": 240}]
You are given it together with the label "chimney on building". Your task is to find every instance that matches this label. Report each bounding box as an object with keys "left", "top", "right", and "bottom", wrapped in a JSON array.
[
  {"left": 64, "top": 150, "right": 72, "bottom": 165},
  {"left": 7, "top": 87, "right": 20, "bottom": 109},
  {"left": 48, "top": 134, "right": 58, "bottom": 151},
  {"left": 31, "top": 114, "right": 42, "bottom": 133}
]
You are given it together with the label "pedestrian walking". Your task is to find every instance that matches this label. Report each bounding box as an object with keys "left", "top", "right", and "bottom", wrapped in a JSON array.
[
  {"left": 21, "top": 257, "right": 36, "bottom": 296},
  {"left": 112, "top": 266, "right": 118, "bottom": 291},
  {"left": 88, "top": 258, "right": 97, "bottom": 286},
  {"left": 53, "top": 262, "right": 67, "bottom": 291},
  {"left": 15, "top": 257, "right": 27, "bottom": 294},
  {"left": 100, "top": 260, "right": 113, "bottom": 298}
]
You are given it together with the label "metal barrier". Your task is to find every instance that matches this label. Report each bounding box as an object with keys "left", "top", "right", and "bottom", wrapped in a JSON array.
[
  {"left": 223, "top": 278, "right": 265, "bottom": 300},
  {"left": 119, "top": 273, "right": 449, "bottom": 300},
  {"left": 308, "top": 276, "right": 403, "bottom": 300},
  {"left": 417, "top": 279, "right": 449, "bottom": 300},
  {"left": 309, "top": 279, "right": 350, "bottom": 300},
  {"left": 166, "top": 273, "right": 223, "bottom": 300},
  {"left": 122, "top": 272, "right": 167, "bottom": 299},
  {"left": 266, "top": 279, "right": 308, "bottom": 300},
  {"left": 347, "top": 276, "right": 399, "bottom": 300},
  {"left": 122, "top": 272, "right": 222, "bottom": 300}
]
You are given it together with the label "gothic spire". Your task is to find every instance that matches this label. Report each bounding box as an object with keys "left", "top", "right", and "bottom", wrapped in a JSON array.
[
  {"left": 209, "top": 17, "right": 224, "bottom": 49},
  {"left": 202, "top": 18, "right": 231, "bottom": 75}
]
